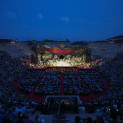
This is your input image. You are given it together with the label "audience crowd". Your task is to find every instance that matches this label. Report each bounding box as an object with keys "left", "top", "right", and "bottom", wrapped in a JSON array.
[
  {"left": 63, "top": 71, "right": 90, "bottom": 95},
  {"left": 0, "top": 51, "right": 122, "bottom": 123},
  {"left": 79, "top": 70, "right": 105, "bottom": 94},
  {"left": 35, "top": 71, "right": 61, "bottom": 95},
  {"left": 19, "top": 69, "right": 45, "bottom": 94}
]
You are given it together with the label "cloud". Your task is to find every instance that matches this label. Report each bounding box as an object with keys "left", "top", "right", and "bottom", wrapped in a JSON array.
[
  {"left": 5, "top": 11, "right": 16, "bottom": 19},
  {"left": 37, "top": 13, "right": 44, "bottom": 19},
  {"left": 61, "top": 16, "right": 70, "bottom": 22}
]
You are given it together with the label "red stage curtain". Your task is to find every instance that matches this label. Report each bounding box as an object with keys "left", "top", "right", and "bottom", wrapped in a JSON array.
[{"left": 41, "top": 46, "right": 81, "bottom": 54}]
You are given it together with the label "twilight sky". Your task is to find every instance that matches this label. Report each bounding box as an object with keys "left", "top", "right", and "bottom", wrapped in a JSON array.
[{"left": 0, "top": 0, "right": 123, "bottom": 41}]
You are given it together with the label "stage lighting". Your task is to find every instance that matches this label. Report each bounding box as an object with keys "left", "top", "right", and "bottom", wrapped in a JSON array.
[{"left": 54, "top": 60, "right": 71, "bottom": 66}]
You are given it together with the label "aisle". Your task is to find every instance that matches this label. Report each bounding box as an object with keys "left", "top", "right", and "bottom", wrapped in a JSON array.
[
  {"left": 60, "top": 72, "right": 64, "bottom": 95},
  {"left": 30, "top": 71, "right": 47, "bottom": 95},
  {"left": 77, "top": 72, "right": 94, "bottom": 96},
  {"left": 14, "top": 79, "right": 22, "bottom": 94},
  {"left": 26, "top": 71, "right": 47, "bottom": 102}
]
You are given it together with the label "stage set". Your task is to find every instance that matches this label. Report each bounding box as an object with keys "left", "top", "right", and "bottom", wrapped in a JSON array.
[{"left": 26, "top": 43, "right": 98, "bottom": 69}]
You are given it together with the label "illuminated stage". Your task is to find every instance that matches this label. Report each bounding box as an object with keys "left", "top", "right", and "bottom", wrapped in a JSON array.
[
  {"left": 52, "top": 60, "right": 72, "bottom": 66},
  {"left": 26, "top": 58, "right": 97, "bottom": 70},
  {"left": 29, "top": 43, "right": 92, "bottom": 67},
  {"left": 25, "top": 43, "right": 102, "bottom": 69}
]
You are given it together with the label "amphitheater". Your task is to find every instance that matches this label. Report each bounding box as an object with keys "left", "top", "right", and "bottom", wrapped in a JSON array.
[{"left": 0, "top": 40, "right": 123, "bottom": 123}]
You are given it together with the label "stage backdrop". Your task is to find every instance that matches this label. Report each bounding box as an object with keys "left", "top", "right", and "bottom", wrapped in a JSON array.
[{"left": 40, "top": 46, "right": 81, "bottom": 54}]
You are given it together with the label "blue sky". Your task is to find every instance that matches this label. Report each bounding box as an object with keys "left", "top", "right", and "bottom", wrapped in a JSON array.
[{"left": 0, "top": 0, "right": 123, "bottom": 41}]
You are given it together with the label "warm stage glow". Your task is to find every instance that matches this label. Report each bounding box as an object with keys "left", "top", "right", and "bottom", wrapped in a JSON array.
[
  {"left": 52, "top": 60, "right": 72, "bottom": 66},
  {"left": 27, "top": 56, "right": 102, "bottom": 68}
]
